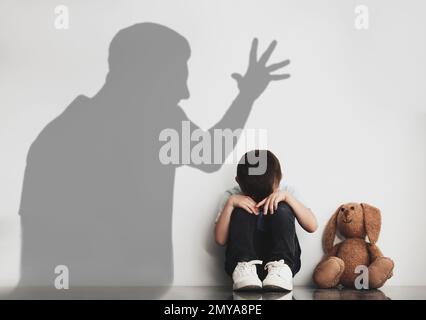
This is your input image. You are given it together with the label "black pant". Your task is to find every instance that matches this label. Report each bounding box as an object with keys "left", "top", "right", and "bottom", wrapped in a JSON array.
[{"left": 225, "top": 202, "right": 301, "bottom": 280}]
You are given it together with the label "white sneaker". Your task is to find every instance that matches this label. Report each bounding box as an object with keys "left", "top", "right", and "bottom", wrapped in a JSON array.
[
  {"left": 262, "top": 259, "right": 293, "bottom": 291},
  {"left": 232, "top": 260, "right": 263, "bottom": 291}
]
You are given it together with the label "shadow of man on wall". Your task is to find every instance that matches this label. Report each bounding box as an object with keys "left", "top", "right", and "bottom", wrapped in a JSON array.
[{"left": 17, "top": 22, "right": 290, "bottom": 295}]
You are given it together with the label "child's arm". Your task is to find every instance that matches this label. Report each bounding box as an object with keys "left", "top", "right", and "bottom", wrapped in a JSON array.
[
  {"left": 214, "top": 195, "right": 258, "bottom": 246},
  {"left": 256, "top": 190, "right": 318, "bottom": 233},
  {"left": 285, "top": 192, "right": 318, "bottom": 233}
]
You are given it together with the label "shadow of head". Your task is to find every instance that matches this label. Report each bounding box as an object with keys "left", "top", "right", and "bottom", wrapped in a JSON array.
[{"left": 106, "top": 22, "right": 191, "bottom": 105}]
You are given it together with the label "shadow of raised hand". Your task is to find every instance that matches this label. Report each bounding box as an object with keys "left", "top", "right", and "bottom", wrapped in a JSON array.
[{"left": 231, "top": 38, "right": 290, "bottom": 100}]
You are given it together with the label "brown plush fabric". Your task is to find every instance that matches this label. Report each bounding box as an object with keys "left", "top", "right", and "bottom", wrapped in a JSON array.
[
  {"left": 313, "top": 203, "right": 394, "bottom": 289},
  {"left": 362, "top": 203, "right": 381, "bottom": 244}
]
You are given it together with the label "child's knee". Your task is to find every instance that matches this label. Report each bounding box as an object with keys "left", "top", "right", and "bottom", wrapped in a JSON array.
[
  {"left": 273, "top": 202, "right": 295, "bottom": 222},
  {"left": 231, "top": 207, "right": 256, "bottom": 222}
]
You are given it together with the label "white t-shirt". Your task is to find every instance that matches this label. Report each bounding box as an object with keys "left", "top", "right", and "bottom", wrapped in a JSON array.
[{"left": 215, "top": 182, "right": 300, "bottom": 223}]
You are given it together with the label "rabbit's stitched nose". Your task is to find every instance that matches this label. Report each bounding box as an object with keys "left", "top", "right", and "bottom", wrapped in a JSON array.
[{"left": 343, "top": 210, "right": 353, "bottom": 222}]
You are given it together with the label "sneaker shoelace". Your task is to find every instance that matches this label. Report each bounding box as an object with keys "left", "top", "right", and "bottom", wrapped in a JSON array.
[
  {"left": 264, "top": 259, "right": 286, "bottom": 277},
  {"left": 236, "top": 260, "right": 263, "bottom": 276}
]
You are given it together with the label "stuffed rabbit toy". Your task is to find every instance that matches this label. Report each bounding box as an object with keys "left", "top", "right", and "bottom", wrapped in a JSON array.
[{"left": 313, "top": 203, "right": 394, "bottom": 289}]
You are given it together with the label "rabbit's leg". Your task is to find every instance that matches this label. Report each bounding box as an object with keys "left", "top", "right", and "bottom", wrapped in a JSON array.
[
  {"left": 368, "top": 257, "right": 394, "bottom": 289},
  {"left": 313, "top": 257, "right": 345, "bottom": 288}
]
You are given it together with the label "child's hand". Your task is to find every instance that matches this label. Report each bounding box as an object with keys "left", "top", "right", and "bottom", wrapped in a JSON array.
[
  {"left": 256, "top": 190, "right": 287, "bottom": 215},
  {"left": 228, "top": 195, "right": 259, "bottom": 215}
]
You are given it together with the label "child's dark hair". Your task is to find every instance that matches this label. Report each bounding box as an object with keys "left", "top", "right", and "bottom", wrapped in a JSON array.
[{"left": 236, "top": 150, "right": 282, "bottom": 202}]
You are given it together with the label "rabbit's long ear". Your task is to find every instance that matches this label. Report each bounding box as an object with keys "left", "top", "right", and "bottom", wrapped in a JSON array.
[
  {"left": 322, "top": 206, "right": 341, "bottom": 253},
  {"left": 362, "top": 203, "right": 381, "bottom": 244}
]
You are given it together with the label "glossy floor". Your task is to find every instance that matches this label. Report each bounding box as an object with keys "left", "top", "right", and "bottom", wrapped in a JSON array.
[{"left": 0, "top": 286, "right": 425, "bottom": 300}]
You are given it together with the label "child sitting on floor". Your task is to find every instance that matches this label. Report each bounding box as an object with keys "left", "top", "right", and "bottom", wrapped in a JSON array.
[{"left": 214, "top": 150, "right": 317, "bottom": 291}]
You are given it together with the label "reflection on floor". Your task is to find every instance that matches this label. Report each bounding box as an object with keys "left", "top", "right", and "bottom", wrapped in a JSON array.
[{"left": 0, "top": 286, "right": 425, "bottom": 300}]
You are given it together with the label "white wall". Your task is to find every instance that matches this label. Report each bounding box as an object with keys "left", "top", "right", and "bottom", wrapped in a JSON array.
[{"left": 1, "top": 0, "right": 426, "bottom": 287}]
